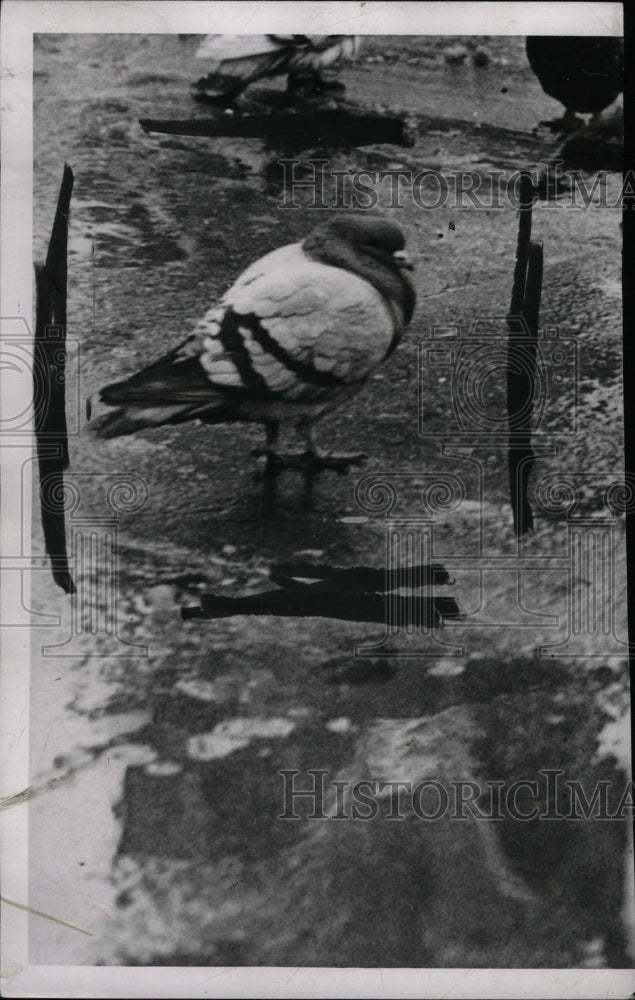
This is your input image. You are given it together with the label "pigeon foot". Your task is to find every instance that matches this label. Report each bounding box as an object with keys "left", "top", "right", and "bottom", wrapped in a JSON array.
[
  {"left": 253, "top": 448, "right": 367, "bottom": 477},
  {"left": 190, "top": 74, "right": 244, "bottom": 105},
  {"left": 286, "top": 71, "right": 347, "bottom": 103},
  {"left": 538, "top": 112, "right": 585, "bottom": 135}
]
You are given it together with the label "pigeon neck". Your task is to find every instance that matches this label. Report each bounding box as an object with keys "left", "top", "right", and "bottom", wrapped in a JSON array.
[{"left": 302, "top": 234, "right": 415, "bottom": 324}]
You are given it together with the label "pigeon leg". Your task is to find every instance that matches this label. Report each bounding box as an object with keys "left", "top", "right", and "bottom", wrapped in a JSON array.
[
  {"left": 539, "top": 107, "right": 585, "bottom": 133},
  {"left": 190, "top": 73, "right": 248, "bottom": 105},
  {"left": 251, "top": 420, "right": 286, "bottom": 478},
  {"left": 252, "top": 421, "right": 366, "bottom": 477},
  {"left": 586, "top": 110, "right": 611, "bottom": 135},
  {"left": 252, "top": 420, "right": 333, "bottom": 479},
  {"left": 265, "top": 420, "right": 279, "bottom": 449},
  {"left": 192, "top": 51, "right": 289, "bottom": 104},
  {"left": 287, "top": 69, "right": 346, "bottom": 101},
  {"left": 561, "top": 107, "right": 587, "bottom": 132}
]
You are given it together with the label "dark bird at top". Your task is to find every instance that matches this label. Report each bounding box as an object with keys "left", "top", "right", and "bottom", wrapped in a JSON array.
[
  {"left": 89, "top": 214, "right": 415, "bottom": 479},
  {"left": 526, "top": 36, "right": 623, "bottom": 131}
]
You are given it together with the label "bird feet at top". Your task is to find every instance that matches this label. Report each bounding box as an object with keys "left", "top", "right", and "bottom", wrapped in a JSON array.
[
  {"left": 252, "top": 447, "right": 367, "bottom": 478},
  {"left": 286, "top": 71, "right": 347, "bottom": 104}
]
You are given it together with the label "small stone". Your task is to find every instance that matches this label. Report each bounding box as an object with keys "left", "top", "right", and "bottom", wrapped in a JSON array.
[{"left": 473, "top": 46, "right": 491, "bottom": 67}]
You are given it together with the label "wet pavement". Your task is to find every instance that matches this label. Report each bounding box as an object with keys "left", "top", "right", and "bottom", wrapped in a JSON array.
[{"left": 29, "top": 34, "right": 631, "bottom": 967}]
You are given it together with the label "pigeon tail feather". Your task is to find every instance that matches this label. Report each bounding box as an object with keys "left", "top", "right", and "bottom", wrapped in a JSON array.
[
  {"left": 98, "top": 350, "right": 220, "bottom": 407},
  {"left": 93, "top": 342, "right": 234, "bottom": 438},
  {"left": 90, "top": 400, "right": 231, "bottom": 439},
  {"left": 90, "top": 405, "right": 193, "bottom": 439}
]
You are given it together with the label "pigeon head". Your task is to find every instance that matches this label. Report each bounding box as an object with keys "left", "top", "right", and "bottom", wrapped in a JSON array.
[{"left": 303, "top": 214, "right": 416, "bottom": 324}]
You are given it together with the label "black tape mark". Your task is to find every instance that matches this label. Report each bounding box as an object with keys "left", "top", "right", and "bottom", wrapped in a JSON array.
[
  {"left": 506, "top": 172, "right": 543, "bottom": 537},
  {"left": 139, "top": 107, "right": 413, "bottom": 152},
  {"left": 181, "top": 562, "right": 461, "bottom": 626},
  {"left": 34, "top": 163, "right": 76, "bottom": 594}
]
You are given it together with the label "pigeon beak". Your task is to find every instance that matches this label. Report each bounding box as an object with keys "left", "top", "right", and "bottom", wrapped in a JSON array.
[{"left": 393, "top": 250, "right": 414, "bottom": 271}]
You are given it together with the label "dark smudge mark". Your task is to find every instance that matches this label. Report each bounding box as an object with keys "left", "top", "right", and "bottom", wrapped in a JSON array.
[
  {"left": 181, "top": 561, "right": 462, "bottom": 626},
  {"left": 506, "top": 171, "right": 542, "bottom": 537},
  {"left": 140, "top": 106, "right": 414, "bottom": 153},
  {"left": 34, "top": 162, "right": 76, "bottom": 594}
]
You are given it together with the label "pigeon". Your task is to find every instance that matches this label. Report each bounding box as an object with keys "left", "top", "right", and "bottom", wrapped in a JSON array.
[
  {"left": 526, "top": 36, "right": 623, "bottom": 131},
  {"left": 192, "top": 34, "right": 361, "bottom": 103},
  {"left": 90, "top": 214, "right": 415, "bottom": 477}
]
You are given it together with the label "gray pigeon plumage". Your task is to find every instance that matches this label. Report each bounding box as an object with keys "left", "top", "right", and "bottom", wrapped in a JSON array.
[{"left": 90, "top": 215, "right": 415, "bottom": 474}]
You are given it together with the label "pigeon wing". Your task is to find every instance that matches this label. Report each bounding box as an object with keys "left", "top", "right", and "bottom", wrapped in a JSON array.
[
  {"left": 194, "top": 243, "right": 401, "bottom": 405},
  {"left": 97, "top": 239, "right": 405, "bottom": 424}
]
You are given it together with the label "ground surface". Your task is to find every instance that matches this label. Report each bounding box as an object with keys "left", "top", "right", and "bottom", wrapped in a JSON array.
[{"left": 28, "top": 34, "right": 632, "bottom": 968}]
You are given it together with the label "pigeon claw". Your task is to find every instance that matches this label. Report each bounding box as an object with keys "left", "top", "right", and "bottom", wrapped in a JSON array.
[
  {"left": 252, "top": 448, "right": 367, "bottom": 478},
  {"left": 308, "top": 451, "right": 368, "bottom": 475},
  {"left": 538, "top": 113, "right": 585, "bottom": 135}
]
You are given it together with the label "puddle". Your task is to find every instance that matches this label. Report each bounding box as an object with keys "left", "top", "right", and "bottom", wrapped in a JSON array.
[{"left": 71, "top": 198, "right": 187, "bottom": 267}]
